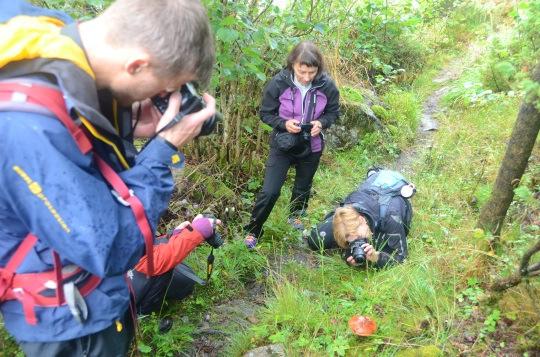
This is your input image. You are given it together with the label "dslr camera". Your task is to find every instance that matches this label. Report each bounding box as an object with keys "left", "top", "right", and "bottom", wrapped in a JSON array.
[
  {"left": 151, "top": 83, "right": 222, "bottom": 137},
  {"left": 348, "top": 237, "right": 369, "bottom": 264}
]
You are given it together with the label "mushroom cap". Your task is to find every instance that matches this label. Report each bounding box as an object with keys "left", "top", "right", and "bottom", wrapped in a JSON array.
[{"left": 348, "top": 315, "right": 377, "bottom": 336}]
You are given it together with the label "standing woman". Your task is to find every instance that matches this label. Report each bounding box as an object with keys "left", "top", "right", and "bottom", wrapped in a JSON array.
[{"left": 244, "top": 41, "right": 340, "bottom": 249}]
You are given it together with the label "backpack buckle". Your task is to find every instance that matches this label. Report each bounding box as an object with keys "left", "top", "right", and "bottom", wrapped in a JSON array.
[{"left": 111, "top": 189, "right": 134, "bottom": 206}]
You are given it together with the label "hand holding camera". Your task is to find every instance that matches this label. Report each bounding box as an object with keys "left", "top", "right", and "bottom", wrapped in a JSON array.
[
  {"left": 191, "top": 214, "right": 224, "bottom": 249},
  {"left": 310, "top": 120, "right": 322, "bottom": 136},
  {"left": 152, "top": 83, "right": 221, "bottom": 148},
  {"left": 285, "top": 119, "right": 301, "bottom": 133},
  {"left": 347, "top": 238, "right": 379, "bottom": 266}
]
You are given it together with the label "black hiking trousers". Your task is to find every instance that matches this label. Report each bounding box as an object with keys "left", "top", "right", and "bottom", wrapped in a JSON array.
[
  {"left": 245, "top": 146, "right": 322, "bottom": 238},
  {"left": 130, "top": 263, "right": 197, "bottom": 315},
  {"left": 20, "top": 311, "right": 134, "bottom": 357}
]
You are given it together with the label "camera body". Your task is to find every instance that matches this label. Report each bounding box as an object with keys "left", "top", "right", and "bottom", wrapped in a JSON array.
[
  {"left": 206, "top": 231, "right": 223, "bottom": 249},
  {"left": 348, "top": 237, "right": 369, "bottom": 264},
  {"left": 151, "top": 83, "right": 221, "bottom": 137},
  {"left": 299, "top": 123, "right": 312, "bottom": 142}
]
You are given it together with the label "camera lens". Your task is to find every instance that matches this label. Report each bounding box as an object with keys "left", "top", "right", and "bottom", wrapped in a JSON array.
[
  {"left": 198, "top": 112, "right": 222, "bottom": 137},
  {"left": 349, "top": 238, "right": 368, "bottom": 264},
  {"left": 206, "top": 232, "right": 224, "bottom": 248}
]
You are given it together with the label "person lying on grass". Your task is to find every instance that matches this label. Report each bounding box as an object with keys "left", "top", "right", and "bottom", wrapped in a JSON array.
[{"left": 306, "top": 168, "right": 414, "bottom": 268}]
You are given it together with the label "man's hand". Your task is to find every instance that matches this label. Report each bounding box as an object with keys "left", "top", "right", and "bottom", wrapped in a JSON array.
[
  {"left": 285, "top": 119, "right": 301, "bottom": 133},
  {"left": 132, "top": 99, "right": 164, "bottom": 138},
  {"left": 158, "top": 93, "right": 216, "bottom": 148},
  {"left": 132, "top": 92, "right": 183, "bottom": 138},
  {"left": 310, "top": 120, "right": 322, "bottom": 136}
]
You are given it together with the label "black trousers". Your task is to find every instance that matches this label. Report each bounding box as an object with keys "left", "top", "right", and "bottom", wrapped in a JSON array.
[
  {"left": 245, "top": 147, "right": 322, "bottom": 238},
  {"left": 131, "top": 263, "right": 197, "bottom": 315},
  {"left": 20, "top": 310, "right": 134, "bottom": 357}
]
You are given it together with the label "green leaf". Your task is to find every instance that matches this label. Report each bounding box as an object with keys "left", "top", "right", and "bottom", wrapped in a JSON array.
[
  {"left": 268, "top": 37, "right": 278, "bottom": 50},
  {"left": 255, "top": 71, "right": 267, "bottom": 81},
  {"left": 216, "top": 28, "right": 240, "bottom": 43},
  {"left": 138, "top": 343, "right": 152, "bottom": 353},
  {"left": 220, "top": 15, "right": 237, "bottom": 26},
  {"left": 313, "top": 23, "right": 326, "bottom": 33},
  {"left": 514, "top": 185, "right": 532, "bottom": 201}
]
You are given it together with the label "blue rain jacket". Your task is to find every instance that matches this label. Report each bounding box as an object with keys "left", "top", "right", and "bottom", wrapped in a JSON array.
[{"left": 0, "top": 0, "right": 178, "bottom": 342}]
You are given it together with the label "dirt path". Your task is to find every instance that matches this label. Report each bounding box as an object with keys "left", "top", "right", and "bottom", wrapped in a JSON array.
[{"left": 393, "top": 42, "right": 482, "bottom": 174}]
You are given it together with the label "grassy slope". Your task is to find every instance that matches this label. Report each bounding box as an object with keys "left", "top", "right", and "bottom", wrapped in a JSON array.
[
  {"left": 2, "top": 7, "right": 538, "bottom": 357},
  {"left": 219, "top": 40, "right": 539, "bottom": 355}
]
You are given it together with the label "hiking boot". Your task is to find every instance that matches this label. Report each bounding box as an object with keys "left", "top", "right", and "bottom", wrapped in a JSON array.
[
  {"left": 244, "top": 234, "right": 257, "bottom": 250},
  {"left": 287, "top": 217, "right": 304, "bottom": 231},
  {"left": 158, "top": 317, "right": 173, "bottom": 333}
]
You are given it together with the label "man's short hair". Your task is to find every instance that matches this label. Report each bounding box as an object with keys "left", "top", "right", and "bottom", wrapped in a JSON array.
[
  {"left": 333, "top": 206, "right": 372, "bottom": 248},
  {"left": 101, "top": 0, "right": 215, "bottom": 86}
]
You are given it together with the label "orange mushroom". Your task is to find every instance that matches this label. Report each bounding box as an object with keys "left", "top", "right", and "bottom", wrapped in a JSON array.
[{"left": 348, "top": 315, "right": 377, "bottom": 336}]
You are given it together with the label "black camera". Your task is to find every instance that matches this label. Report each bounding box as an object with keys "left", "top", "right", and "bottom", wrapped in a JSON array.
[
  {"left": 349, "top": 238, "right": 369, "bottom": 264},
  {"left": 202, "top": 214, "right": 224, "bottom": 249},
  {"left": 151, "top": 83, "right": 221, "bottom": 137},
  {"left": 300, "top": 123, "right": 312, "bottom": 142}
]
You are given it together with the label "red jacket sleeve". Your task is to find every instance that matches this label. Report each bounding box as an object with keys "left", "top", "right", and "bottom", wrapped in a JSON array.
[{"left": 134, "top": 228, "right": 204, "bottom": 276}]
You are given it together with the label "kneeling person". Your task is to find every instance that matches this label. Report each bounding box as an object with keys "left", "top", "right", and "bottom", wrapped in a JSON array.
[
  {"left": 130, "top": 215, "right": 221, "bottom": 315},
  {"left": 307, "top": 169, "right": 414, "bottom": 268}
]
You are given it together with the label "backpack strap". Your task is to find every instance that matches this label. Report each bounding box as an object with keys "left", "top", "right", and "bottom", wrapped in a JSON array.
[
  {"left": 0, "top": 234, "right": 38, "bottom": 302},
  {"left": 94, "top": 155, "right": 154, "bottom": 275},
  {"left": 0, "top": 82, "right": 92, "bottom": 155},
  {"left": 0, "top": 81, "right": 155, "bottom": 276},
  {"left": 0, "top": 234, "right": 101, "bottom": 325}
]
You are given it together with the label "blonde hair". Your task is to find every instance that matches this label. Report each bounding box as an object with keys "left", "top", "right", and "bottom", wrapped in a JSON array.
[
  {"left": 332, "top": 206, "right": 372, "bottom": 248},
  {"left": 99, "top": 0, "right": 215, "bottom": 86}
]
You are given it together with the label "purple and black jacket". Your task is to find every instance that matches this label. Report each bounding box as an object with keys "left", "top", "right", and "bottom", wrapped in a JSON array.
[{"left": 260, "top": 68, "right": 340, "bottom": 153}]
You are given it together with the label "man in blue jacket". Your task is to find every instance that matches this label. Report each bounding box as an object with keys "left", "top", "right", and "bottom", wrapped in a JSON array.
[{"left": 0, "top": 0, "right": 216, "bottom": 355}]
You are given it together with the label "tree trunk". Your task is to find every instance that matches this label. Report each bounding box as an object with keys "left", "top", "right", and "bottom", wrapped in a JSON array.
[{"left": 477, "top": 62, "right": 540, "bottom": 237}]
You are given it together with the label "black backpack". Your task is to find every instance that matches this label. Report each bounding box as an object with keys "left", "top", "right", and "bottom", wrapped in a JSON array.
[{"left": 352, "top": 168, "right": 415, "bottom": 225}]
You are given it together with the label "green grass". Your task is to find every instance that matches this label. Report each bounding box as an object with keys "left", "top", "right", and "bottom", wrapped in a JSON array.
[
  {"left": 3, "top": 3, "right": 538, "bottom": 355},
  {"left": 219, "top": 38, "right": 538, "bottom": 356}
]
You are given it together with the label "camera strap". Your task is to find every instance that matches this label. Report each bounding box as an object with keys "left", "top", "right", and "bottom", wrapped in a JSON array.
[
  {"left": 303, "top": 91, "right": 317, "bottom": 125},
  {"left": 139, "top": 98, "right": 200, "bottom": 152},
  {"left": 206, "top": 248, "right": 215, "bottom": 282}
]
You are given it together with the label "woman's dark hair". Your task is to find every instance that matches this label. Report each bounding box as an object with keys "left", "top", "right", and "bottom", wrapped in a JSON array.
[{"left": 286, "top": 41, "right": 325, "bottom": 76}]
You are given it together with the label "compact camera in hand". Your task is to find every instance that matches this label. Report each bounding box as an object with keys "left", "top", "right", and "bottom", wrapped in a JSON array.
[
  {"left": 299, "top": 123, "right": 313, "bottom": 142},
  {"left": 349, "top": 237, "right": 369, "bottom": 264},
  {"left": 151, "top": 83, "right": 221, "bottom": 137},
  {"left": 202, "top": 214, "right": 224, "bottom": 249}
]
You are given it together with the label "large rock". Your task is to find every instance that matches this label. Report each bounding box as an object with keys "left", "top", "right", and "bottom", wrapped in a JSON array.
[
  {"left": 243, "top": 344, "right": 286, "bottom": 357},
  {"left": 325, "top": 86, "right": 385, "bottom": 150}
]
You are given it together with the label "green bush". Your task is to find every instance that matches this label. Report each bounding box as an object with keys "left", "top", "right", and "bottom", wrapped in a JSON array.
[
  {"left": 444, "top": 1, "right": 488, "bottom": 44},
  {"left": 481, "top": 60, "right": 517, "bottom": 92}
]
